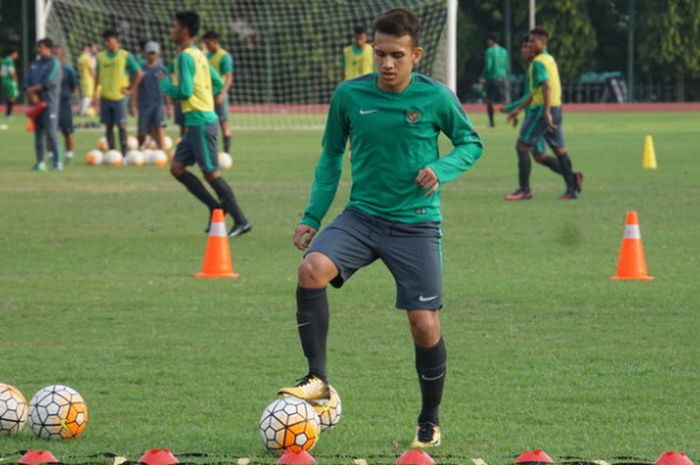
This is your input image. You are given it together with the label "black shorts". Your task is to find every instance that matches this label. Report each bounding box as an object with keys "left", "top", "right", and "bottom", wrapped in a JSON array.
[
  {"left": 173, "top": 122, "right": 219, "bottom": 174},
  {"left": 58, "top": 100, "right": 73, "bottom": 134},
  {"left": 100, "top": 98, "right": 127, "bottom": 125},
  {"left": 485, "top": 79, "right": 506, "bottom": 103},
  {"left": 518, "top": 106, "right": 565, "bottom": 148},
  {"left": 307, "top": 208, "right": 443, "bottom": 310}
]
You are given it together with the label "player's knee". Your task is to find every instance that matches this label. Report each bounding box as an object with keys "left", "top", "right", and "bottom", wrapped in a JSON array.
[
  {"left": 297, "top": 257, "right": 332, "bottom": 288},
  {"left": 533, "top": 153, "right": 546, "bottom": 163},
  {"left": 204, "top": 171, "right": 219, "bottom": 182},
  {"left": 408, "top": 312, "right": 441, "bottom": 346},
  {"left": 170, "top": 163, "right": 184, "bottom": 177}
]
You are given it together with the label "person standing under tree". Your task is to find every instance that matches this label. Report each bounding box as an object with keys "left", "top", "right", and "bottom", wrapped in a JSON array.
[
  {"left": 161, "top": 11, "right": 252, "bottom": 237},
  {"left": 479, "top": 33, "right": 508, "bottom": 128},
  {"left": 1, "top": 46, "right": 20, "bottom": 118},
  {"left": 278, "top": 8, "right": 483, "bottom": 448}
]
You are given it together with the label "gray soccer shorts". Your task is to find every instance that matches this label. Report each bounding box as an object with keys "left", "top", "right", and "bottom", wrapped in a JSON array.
[
  {"left": 137, "top": 104, "right": 166, "bottom": 134},
  {"left": 307, "top": 208, "right": 443, "bottom": 310},
  {"left": 100, "top": 98, "right": 127, "bottom": 125},
  {"left": 214, "top": 93, "right": 229, "bottom": 122},
  {"left": 518, "top": 106, "right": 565, "bottom": 148},
  {"left": 58, "top": 100, "right": 74, "bottom": 134},
  {"left": 173, "top": 122, "right": 219, "bottom": 174}
]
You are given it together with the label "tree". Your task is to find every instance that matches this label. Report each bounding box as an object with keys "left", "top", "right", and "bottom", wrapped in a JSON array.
[{"left": 636, "top": 0, "right": 700, "bottom": 101}]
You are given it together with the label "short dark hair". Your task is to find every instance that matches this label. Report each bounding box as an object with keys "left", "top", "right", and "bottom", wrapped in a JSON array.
[
  {"left": 6, "top": 45, "right": 19, "bottom": 55},
  {"left": 353, "top": 25, "right": 367, "bottom": 36},
  {"left": 102, "top": 29, "right": 118, "bottom": 40},
  {"left": 530, "top": 26, "right": 549, "bottom": 41},
  {"left": 36, "top": 37, "right": 54, "bottom": 49},
  {"left": 373, "top": 8, "right": 420, "bottom": 46},
  {"left": 175, "top": 10, "right": 200, "bottom": 37},
  {"left": 202, "top": 30, "right": 220, "bottom": 41},
  {"left": 487, "top": 32, "right": 499, "bottom": 43}
]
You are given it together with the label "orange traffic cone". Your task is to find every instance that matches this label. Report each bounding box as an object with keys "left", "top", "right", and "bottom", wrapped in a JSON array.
[
  {"left": 26, "top": 118, "right": 35, "bottom": 132},
  {"left": 610, "top": 211, "right": 653, "bottom": 281},
  {"left": 194, "top": 209, "right": 239, "bottom": 278}
]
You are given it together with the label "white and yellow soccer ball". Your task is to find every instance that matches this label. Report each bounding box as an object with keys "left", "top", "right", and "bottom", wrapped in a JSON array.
[
  {"left": 259, "top": 397, "right": 320, "bottom": 455},
  {"left": 103, "top": 150, "right": 123, "bottom": 167},
  {"left": 310, "top": 385, "right": 342, "bottom": 432},
  {"left": 0, "top": 383, "right": 28, "bottom": 436},
  {"left": 125, "top": 150, "right": 145, "bottom": 167},
  {"left": 126, "top": 135, "right": 139, "bottom": 151},
  {"left": 218, "top": 152, "right": 233, "bottom": 170},
  {"left": 151, "top": 150, "right": 168, "bottom": 167},
  {"left": 86, "top": 149, "right": 104, "bottom": 166},
  {"left": 28, "top": 384, "right": 88, "bottom": 440},
  {"left": 96, "top": 136, "right": 108, "bottom": 151}
]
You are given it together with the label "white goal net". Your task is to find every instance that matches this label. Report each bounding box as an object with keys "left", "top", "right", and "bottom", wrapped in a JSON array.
[{"left": 41, "top": 0, "right": 455, "bottom": 130}]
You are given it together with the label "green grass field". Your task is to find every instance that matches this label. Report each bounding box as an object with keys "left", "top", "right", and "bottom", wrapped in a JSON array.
[{"left": 1, "top": 111, "right": 698, "bottom": 464}]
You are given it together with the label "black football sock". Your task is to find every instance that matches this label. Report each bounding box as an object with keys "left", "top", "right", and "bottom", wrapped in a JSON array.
[
  {"left": 538, "top": 155, "right": 562, "bottom": 174},
  {"left": 106, "top": 125, "right": 115, "bottom": 150},
  {"left": 6, "top": 101, "right": 14, "bottom": 116},
  {"left": 208, "top": 177, "right": 247, "bottom": 226},
  {"left": 223, "top": 135, "right": 231, "bottom": 153},
  {"left": 487, "top": 103, "right": 495, "bottom": 127},
  {"left": 416, "top": 337, "right": 446, "bottom": 425},
  {"left": 517, "top": 149, "right": 531, "bottom": 192},
  {"left": 175, "top": 171, "right": 221, "bottom": 210},
  {"left": 557, "top": 152, "right": 576, "bottom": 191},
  {"left": 296, "top": 286, "right": 329, "bottom": 382},
  {"left": 118, "top": 126, "right": 128, "bottom": 156}
]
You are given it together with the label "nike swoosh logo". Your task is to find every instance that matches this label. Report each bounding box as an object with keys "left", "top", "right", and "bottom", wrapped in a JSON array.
[
  {"left": 420, "top": 372, "right": 445, "bottom": 381},
  {"left": 418, "top": 295, "right": 438, "bottom": 302},
  {"left": 297, "top": 322, "right": 311, "bottom": 328},
  {"left": 359, "top": 109, "right": 377, "bottom": 115}
]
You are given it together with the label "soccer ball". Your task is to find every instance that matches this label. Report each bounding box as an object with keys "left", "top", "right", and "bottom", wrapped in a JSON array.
[
  {"left": 163, "top": 135, "right": 173, "bottom": 151},
  {"left": 96, "top": 136, "right": 108, "bottom": 151},
  {"left": 259, "top": 397, "right": 320, "bottom": 455},
  {"left": 86, "top": 149, "right": 103, "bottom": 166},
  {"left": 0, "top": 383, "right": 28, "bottom": 436},
  {"left": 103, "top": 150, "right": 123, "bottom": 167},
  {"left": 310, "top": 385, "right": 342, "bottom": 432},
  {"left": 151, "top": 150, "right": 168, "bottom": 167},
  {"left": 218, "top": 152, "right": 233, "bottom": 170},
  {"left": 127, "top": 135, "right": 139, "bottom": 151},
  {"left": 28, "top": 384, "right": 88, "bottom": 439},
  {"left": 125, "top": 150, "right": 145, "bottom": 167}
]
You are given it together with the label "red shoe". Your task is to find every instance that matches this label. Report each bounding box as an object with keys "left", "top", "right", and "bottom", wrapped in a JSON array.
[
  {"left": 559, "top": 191, "right": 579, "bottom": 200},
  {"left": 505, "top": 189, "right": 533, "bottom": 201},
  {"left": 574, "top": 172, "right": 584, "bottom": 193}
]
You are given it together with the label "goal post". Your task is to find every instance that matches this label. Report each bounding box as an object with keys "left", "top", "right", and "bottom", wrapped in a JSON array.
[{"left": 40, "top": 0, "right": 458, "bottom": 130}]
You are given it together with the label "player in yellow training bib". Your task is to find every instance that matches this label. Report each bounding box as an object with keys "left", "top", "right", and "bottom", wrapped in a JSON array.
[
  {"left": 342, "top": 25, "right": 373, "bottom": 80},
  {"left": 202, "top": 30, "right": 234, "bottom": 154}
]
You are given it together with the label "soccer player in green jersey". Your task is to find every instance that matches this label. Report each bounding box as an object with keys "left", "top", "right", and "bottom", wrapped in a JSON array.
[
  {"left": 502, "top": 35, "right": 564, "bottom": 200},
  {"left": 277, "top": 8, "right": 483, "bottom": 448},
  {"left": 202, "top": 31, "right": 233, "bottom": 154},
  {"left": 1, "top": 46, "right": 20, "bottom": 118},
  {"left": 479, "top": 33, "right": 509, "bottom": 128},
  {"left": 508, "top": 27, "right": 582, "bottom": 200},
  {"left": 161, "top": 11, "right": 251, "bottom": 237}
]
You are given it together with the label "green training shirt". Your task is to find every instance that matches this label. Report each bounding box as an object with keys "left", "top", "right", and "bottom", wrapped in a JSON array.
[
  {"left": 301, "top": 72, "right": 483, "bottom": 229},
  {"left": 480, "top": 44, "right": 509, "bottom": 80},
  {"left": 1, "top": 56, "right": 16, "bottom": 85}
]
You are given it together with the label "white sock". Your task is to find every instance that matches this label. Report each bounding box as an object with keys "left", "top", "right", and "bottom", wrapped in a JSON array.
[{"left": 66, "top": 151, "right": 74, "bottom": 159}]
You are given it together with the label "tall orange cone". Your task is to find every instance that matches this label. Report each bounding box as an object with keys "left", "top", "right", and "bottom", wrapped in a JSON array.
[
  {"left": 194, "top": 209, "right": 239, "bottom": 278},
  {"left": 610, "top": 211, "right": 653, "bottom": 281}
]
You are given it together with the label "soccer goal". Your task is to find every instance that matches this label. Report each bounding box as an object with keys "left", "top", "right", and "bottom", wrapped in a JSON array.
[{"left": 38, "top": 0, "right": 457, "bottom": 131}]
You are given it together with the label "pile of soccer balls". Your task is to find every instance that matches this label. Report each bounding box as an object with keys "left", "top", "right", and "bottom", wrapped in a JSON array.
[
  {"left": 86, "top": 135, "right": 233, "bottom": 170},
  {"left": 0, "top": 382, "right": 88, "bottom": 439},
  {"left": 259, "top": 386, "right": 341, "bottom": 455}
]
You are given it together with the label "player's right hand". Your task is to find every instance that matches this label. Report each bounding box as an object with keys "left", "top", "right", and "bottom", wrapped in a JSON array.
[
  {"left": 507, "top": 110, "right": 519, "bottom": 125},
  {"left": 293, "top": 224, "right": 317, "bottom": 251}
]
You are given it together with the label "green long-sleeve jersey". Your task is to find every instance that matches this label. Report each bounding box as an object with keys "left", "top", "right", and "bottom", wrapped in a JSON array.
[
  {"left": 301, "top": 72, "right": 483, "bottom": 230},
  {"left": 480, "top": 44, "right": 509, "bottom": 80}
]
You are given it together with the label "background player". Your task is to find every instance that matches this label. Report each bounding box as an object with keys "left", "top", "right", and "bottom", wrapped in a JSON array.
[
  {"left": 342, "top": 25, "right": 373, "bottom": 80},
  {"left": 161, "top": 11, "right": 251, "bottom": 237},
  {"left": 76, "top": 43, "right": 96, "bottom": 116},
  {"left": 134, "top": 41, "right": 167, "bottom": 150},
  {"left": 94, "top": 29, "right": 143, "bottom": 157},
  {"left": 508, "top": 26, "right": 582, "bottom": 199},
  {"left": 202, "top": 31, "right": 233, "bottom": 154},
  {"left": 502, "top": 35, "right": 563, "bottom": 200},
  {"left": 1, "top": 46, "right": 20, "bottom": 118},
  {"left": 52, "top": 45, "right": 77, "bottom": 164},
  {"left": 479, "top": 33, "right": 508, "bottom": 128},
  {"left": 278, "top": 8, "right": 483, "bottom": 448},
  {"left": 24, "top": 38, "right": 62, "bottom": 172}
]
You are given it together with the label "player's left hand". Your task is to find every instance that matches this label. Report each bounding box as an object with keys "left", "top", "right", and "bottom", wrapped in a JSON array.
[
  {"left": 545, "top": 110, "right": 557, "bottom": 131},
  {"left": 416, "top": 167, "right": 440, "bottom": 197},
  {"left": 215, "top": 93, "right": 225, "bottom": 105},
  {"left": 121, "top": 87, "right": 131, "bottom": 97}
]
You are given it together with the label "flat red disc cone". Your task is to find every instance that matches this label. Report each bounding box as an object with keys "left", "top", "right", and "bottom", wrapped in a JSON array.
[
  {"left": 515, "top": 450, "right": 555, "bottom": 464},
  {"left": 18, "top": 451, "right": 60, "bottom": 465},
  {"left": 277, "top": 450, "right": 316, "bottom": 465},
  {"left": 395, "top": 450, "right": 436, "bottom": 465},
  {"left": 655, "top": 452, "right": 694, "bottom": 465},
  {"left": 138, "top": 449, "right": 180, "bottom": 465}
]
